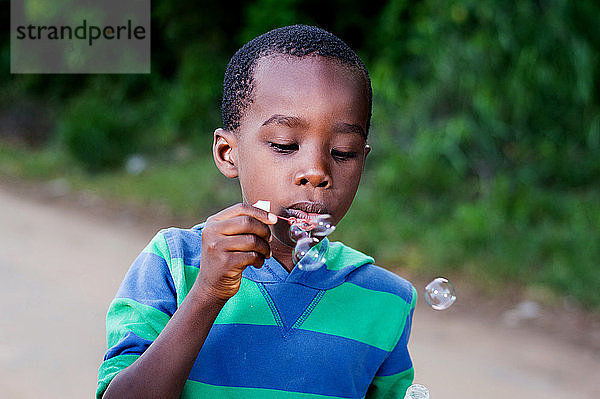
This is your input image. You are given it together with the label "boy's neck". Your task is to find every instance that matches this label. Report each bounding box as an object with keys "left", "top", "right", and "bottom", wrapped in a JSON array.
[{"left": 270, "top": 239, "right": 295, "bottom": 273}]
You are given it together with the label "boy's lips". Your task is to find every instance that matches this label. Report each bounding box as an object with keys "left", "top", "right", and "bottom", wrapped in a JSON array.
[{"left": 285, "top": 201, "right": 330, "bottom": 219}]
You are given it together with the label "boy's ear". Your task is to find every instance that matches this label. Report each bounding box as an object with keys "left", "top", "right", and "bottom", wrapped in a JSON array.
[
  {"left": 364, "top": 144, "right": 371, "bottom": 157},
  {"left": 213, "top": 128, "right": 238, "bottom": 178}
]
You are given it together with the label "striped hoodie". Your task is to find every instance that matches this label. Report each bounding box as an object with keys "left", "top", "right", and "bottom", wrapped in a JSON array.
[{"left": 97, "top": 224, "right": 416, "bottom": 398}]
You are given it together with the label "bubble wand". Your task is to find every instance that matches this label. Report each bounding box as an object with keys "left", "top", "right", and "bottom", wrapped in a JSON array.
[{"left": 253, "top": 200, "right": 335, "bottom": 270}]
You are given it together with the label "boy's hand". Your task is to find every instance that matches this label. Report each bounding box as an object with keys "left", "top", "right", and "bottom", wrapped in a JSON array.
[{"left": 195, "top": 203, "right": 277, "bottom": 302}]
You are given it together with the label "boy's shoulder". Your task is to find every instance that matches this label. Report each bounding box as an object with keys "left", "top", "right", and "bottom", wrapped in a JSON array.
[
  {"left": 345, "top": 262, "right": 416, "bottom": 307},
  {"left": 149, "top": 223, "right": 205, "bottom": 266},
  {"left": 324, "top": 240, "right": 415, "bottom": 305}
]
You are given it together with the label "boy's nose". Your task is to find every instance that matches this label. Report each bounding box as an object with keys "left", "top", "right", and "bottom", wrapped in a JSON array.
[{"left": 294, "top": 164, "right": 331, "bottom": 189}]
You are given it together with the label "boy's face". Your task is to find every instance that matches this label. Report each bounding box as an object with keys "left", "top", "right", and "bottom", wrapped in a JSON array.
[{"left": 215, "top": 55, "right": 370, "bottom": 245}]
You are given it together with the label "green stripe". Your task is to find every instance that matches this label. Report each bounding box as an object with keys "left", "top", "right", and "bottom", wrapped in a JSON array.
[
  {"left": 182, "top": 263, "right": 200, "bottom": 294},
  {"left": 96, "top": 354, "right": 139, "bottom": 398},
  {"left": 142, "top": 231, "right": 171, "bottom": 262},
  {"left": 410, "top": 285, "right": 417, "bottom": 309},
  {"left": 168, "top": 260, "right": 197, "bottom": 307},
  {"left": 215, "top": 279, "right": 277, "bottom": 326},
  {"left": 366, "top": 368, "right": 414, "bottom": 399},
  {"left": 165, "top": 261, "right": 277, "bottom": 327},
  {"left": 106, "top": 298, "right": 170, "bottom": 347},
  {"left": 182, "top": 379, "right": 348, "bottom": 398},
  {"left": 325, "top": 241, "right": 374, "bottom": 271},
  {"left": 299, "top": 283, "right": 410, "bottom": 351}
]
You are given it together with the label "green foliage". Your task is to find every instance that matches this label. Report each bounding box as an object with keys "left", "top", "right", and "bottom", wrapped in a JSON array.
[
  {"left": 57, "top": 81, "right": 144, "bottom": 172},
  {"left": 157, "top": 44, "right": 225, "bottom": 150},
  {"left": 358, "top": 0, "right": 600, "bottom": 307},
  {"left": 371, "top": 0, "right": 600, "bottom": 188}
]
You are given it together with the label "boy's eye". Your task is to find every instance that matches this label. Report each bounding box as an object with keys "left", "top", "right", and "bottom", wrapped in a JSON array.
[
  {"left": 331, "top": 149, "right": 357, "bottom": 161},
  {"left": 269, "top": 142, "right": 298, "bottom": 153}
]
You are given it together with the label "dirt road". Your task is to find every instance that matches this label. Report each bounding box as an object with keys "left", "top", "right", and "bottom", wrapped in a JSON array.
[{"left": 1, "top": 184, "right": 598, "bottom": 398}]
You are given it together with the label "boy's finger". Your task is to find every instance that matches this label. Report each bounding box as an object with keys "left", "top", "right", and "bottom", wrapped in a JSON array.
[
  {"left": 223, "top": 234, "right": 271, "bottom": 259},
  {"left": 210, "top": 203, "right": 278, "bottom": 225},
  {"left": 216, "top": 216, "right": 272, "bottom": 242},
  {"left": 229, "top": 251, "right": 266, "bottom": 269}
]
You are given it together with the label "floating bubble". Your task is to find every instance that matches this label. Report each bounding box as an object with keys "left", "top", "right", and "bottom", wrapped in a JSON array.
[
  {"left": 404, "top": 384, "right": 430, "bottom": 399},
  {"left": 424, "top": 277, "right": 456, "bottom": 310},
  {"left": 311, "top": 214, "right": 336, "bottom": 237},
  {"left": 289, "top": 223, "right": 310, "bottom": 242},
  {"left": 292, "top": 237, "right": 319, "bottom": 263},
  {"left": 294, "top": 238, "right": 328, "bottom": 271}
]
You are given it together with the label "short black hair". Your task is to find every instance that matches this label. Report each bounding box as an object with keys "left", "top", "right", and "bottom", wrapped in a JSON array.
[{"left": 222, "top": 24, "right": 372, "bottom": 136}]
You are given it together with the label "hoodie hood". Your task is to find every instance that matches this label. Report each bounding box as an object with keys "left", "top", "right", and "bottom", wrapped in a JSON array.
[{"left": 242, "top": 238, "right": 375, "bottom": 290}]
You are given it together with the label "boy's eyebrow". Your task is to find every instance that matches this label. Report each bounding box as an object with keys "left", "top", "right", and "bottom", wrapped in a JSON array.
[
  {"left": 262, "top": 114, "right": 306, "bottom": 128},
  {"left": 262, "top": 114, "right": 366, "bottom": 138},
  {"left": 333, "top": 121, "right": 366, "bottom": 138}
]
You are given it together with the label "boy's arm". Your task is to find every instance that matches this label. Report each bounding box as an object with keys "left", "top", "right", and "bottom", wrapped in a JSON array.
[
  {"left": 102, "top": 284, "right": 225, "bottom": 398},
  {"left": 366, "top": 285, "right": 417, "bottom": 399},
  {"left": 101, "top": 204, "right": 276, "bottom": 399}
]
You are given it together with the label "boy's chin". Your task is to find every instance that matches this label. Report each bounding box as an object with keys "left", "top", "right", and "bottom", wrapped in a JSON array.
[{"left": 270, "top": 220, "right": 296, "bottom": 248}]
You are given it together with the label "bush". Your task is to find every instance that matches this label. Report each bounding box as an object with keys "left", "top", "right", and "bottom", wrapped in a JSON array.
[{"left": 58, "top": 90, "right": 140, "bottom": 172}]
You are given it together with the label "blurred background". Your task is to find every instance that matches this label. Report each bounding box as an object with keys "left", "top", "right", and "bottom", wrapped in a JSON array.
[{"left": 1, "top": 0, "right": 599, "bottom": 397}]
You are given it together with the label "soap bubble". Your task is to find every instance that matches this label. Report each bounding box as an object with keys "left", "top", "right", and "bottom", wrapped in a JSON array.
[
  {"left": 294, "top": 238, "right": 328, "bottom": 271},
  {"left": 424, "top": 277, "right": 456, "bottom": 310},
  {"left": 404, "top": 384, "right": 430, "bottom": 399},
  {"left": 282, "top": 213, "right": 336, "bottom": 272},
  {"left": 289, "top": 223, "right": 310, "bottom": 242},
  {"left": 292, "top": 237, "right": 319, "bottom": 263},
  {"left": 311, "top": 214, "right": 336, "bottom": 237}
]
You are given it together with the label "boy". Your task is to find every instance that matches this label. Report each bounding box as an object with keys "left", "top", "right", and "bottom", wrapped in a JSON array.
[{"left": 97, "top": 25, "right": 416, "bottom": 398}]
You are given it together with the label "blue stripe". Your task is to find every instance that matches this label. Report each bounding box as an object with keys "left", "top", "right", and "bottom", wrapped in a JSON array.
[
  {"left": 376, "top": 306, "right": 414, "bottom": 376},
  {"left": 104, "top": 331, "right": 152, "bottom": 361},
  {"left": 116, "top": 252, "right": 177, "bottom": 316},
  {"left": 346, "top": 264, "right": 414, "bottom": 304},
  {"left": 163, "top": 226, "right": 203, "bottom": 267},
  {"left": 188, "top": 324, "right": 388, "bottom": 397}
]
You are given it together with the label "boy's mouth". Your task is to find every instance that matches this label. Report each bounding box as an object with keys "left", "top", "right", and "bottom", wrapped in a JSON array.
[{"left": 285, "top": 201, "right": 330, "bottom": 220}]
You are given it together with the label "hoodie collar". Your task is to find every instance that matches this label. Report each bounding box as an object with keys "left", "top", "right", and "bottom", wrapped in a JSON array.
[{"left": 242, "top": 238, "right": 374, "bottom": 290}]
